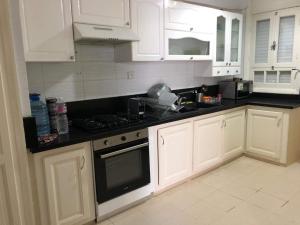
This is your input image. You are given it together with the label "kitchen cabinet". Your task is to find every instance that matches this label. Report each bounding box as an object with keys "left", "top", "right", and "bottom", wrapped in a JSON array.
[
  {"left": 71, "top": 0, "right": 130, "bottom": 28},
  {"left": 164, "top": 0, "right": 216, "bottom": 34},
  {"left": 214, "top": 11, "right": 243, "bottom": 76},
  {"left": 246, "top": 109, "right": 284, "bottom": 160},
  {"left": 193, "top": 116, "right": 224, "bottom": 174},
  {"left": 33, "top": 143, "right": 95, "bottom": 225},
  {"left": 158, "top": 122, "right": 193, "bottom": 189},
  {"left": 224, "top": 110, "right": 246, "bottom": 161},
  {"left": 164, "top": 30, "right": 214, "bottom": 61},
  {"left": 19, "top": 0, "right": 75, "bottom": 62},
  {"left": 115, "top": 0, "right": 164, "bottom": 61},
  {"left": 251, "top": 8, "right": 300, "bottom": 94}
]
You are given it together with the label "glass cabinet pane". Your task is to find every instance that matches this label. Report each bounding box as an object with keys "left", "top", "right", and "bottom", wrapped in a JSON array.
[
  {"left": 277, "top": 16, "right": 295, "bottom": 63},
  {"left": 266, "top": 71, "right": 278, "bottom": 83},
  {"left": 254, "top": 71, "right": 264, "bottom": 83},
  {"left": 279, "top": 71, "right": 292, "bottom": 83},
  {"left": 169, "top": 38, "right": 210, "bottom": 56},
  {"left": 216, "top": 16, "right": 226, "bottom": 62},
  {"left": 231, "top": 18, "right": 240, "bottom": 62},
  {"left": 255, "top": 19, "right": 270, "bottom": 64}
]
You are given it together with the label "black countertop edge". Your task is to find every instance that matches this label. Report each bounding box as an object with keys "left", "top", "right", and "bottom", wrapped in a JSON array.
[{"left": 29, "top": 97, "right": 300, "bottom": 153}]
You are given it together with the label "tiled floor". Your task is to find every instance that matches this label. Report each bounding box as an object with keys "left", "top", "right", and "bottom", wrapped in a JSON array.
[{"left": 100, "top": 157, "right": 300, "bottom": 225}]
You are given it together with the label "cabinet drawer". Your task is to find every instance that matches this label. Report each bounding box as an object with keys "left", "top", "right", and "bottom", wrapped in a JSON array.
[{"left": 230, "top": 67, "right": 241, "bottom": 76}]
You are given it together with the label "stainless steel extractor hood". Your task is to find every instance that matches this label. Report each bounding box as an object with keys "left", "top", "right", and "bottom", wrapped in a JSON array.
[{"left": 73, "top": 23, "right": 139, "bottom": 44}]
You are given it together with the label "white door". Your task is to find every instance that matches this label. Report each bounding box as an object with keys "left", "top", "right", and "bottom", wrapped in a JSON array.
[
  {"left": 273, "top": 8, "right": 300, "bottom": 68},
  {"left": 165, "top": 30, "right": 213, "bottom": 60},
  {"left": 19, "top": 0, "right": 75, "bottom": 62},
  {"left": 252, "top": 12, "right": 275, "bottom": 68},
  {"left": 229, "top": 13, "right": 243, "bottom": 67},
  {"left": 42, "top": 143, "right": 95, "bottom": 225},
  {"left": 214, "top": 11, "right": 231, "bottom": 67},
  {"left": 193, "top": 116, "right": 223, "bottom": 174},
  {"left": 246, "top": 109, "right": 283, "bottom": 160},
  {"left": 72, "top": 0, "right": 130, "bottom": 28},
  {"left": 164, "top": 0, "right": 201, "bottom": 32},
  {"left": 158, "top": 122, "right": 193, "bottom": 189},
  {"left": 131, "top": 0, "right": 164, "bottom": 61},
  {"left": 224, "top": 110, "right": 245, "bottom": 161}
]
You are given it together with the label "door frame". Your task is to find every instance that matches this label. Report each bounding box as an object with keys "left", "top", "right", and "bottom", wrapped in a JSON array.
[{"left": 0, "top": 0, "right": 36, "bottom": 224}]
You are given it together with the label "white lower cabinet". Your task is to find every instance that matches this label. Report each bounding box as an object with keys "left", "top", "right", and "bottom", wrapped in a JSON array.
[
  {"left": 193, "top": 116, "right": 224, "bottom": 174},
  {"left": 246, "top": 108, "right": 284, "bottom": 161},
  {"left": 224, "top": 110, "right": 246, "bottom": 161},
  {"left": 33, "top": 142, "right": 95, "bottom": 225},
  {"left": 157, "top": 122, "right": 193, "bottom": 189}
]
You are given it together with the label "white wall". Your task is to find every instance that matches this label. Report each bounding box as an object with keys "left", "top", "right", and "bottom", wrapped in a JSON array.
[{"left": 27, "top": 44, "right": 221, "bottom": 102}]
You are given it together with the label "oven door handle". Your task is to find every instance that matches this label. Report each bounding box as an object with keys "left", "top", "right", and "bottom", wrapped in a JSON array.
[{"left": 100, "top": 142, "right": 149, "bottom": 159}]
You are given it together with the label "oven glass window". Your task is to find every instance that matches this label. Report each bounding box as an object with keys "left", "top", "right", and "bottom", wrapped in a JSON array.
[{"left": 106, "top": 150, "right": 143, "bottom": 189}]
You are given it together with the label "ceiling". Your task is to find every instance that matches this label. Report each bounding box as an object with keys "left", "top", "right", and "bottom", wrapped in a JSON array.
[{"left": 184, "top": 0, "right": 249, "bottom": 10}]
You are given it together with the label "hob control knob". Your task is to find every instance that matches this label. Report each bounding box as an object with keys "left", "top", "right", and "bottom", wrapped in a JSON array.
[
  {"left": 121, "top": 136, "right": 127, "bottom": 141},
  {"left": 104, "top": 140, "right": 109, "bottom": 146}
]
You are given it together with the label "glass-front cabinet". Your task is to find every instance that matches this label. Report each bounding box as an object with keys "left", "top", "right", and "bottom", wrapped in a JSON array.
[
  {"left": 252, "top": 8, "right": 300, "bottom": 94},
  {"left": 214, "top": 11, "right": 243, "bottom": 74},
  {"left": 165, "top": 30, "right": 214, "bottom": 60}
]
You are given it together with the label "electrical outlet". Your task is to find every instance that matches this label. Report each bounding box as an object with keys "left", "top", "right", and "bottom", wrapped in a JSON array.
[{"left": 127, "top": 71, "right": 135, "bottom": 79}]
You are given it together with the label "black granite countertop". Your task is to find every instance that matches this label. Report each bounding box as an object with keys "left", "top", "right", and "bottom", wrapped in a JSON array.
[{"left": 29, "top": 95, "right": 300, "bottom": 153}]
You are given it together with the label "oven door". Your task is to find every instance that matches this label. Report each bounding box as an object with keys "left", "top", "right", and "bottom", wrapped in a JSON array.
[{"left": 94, "top": 139, "right": 150, "bottom": 204}]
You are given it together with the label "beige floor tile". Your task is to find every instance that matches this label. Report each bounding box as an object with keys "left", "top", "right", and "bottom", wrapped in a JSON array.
[
  {"left": 247, "top": 191, "right": 286, "bottom": 212},
  {"left": 212, "top": 202, "right": 270, "bottom": 225},
  {"left": 220, "top": 183, "right": 258, "bottom": 200},
  {"left": 202, "top": 190, "right": 243, "bottom": 212},
  {"left": 266, "top": 213, "right": 297, "bottom": 225},
  {"left": 162, "top": 211, "right": 201, "bottom": 225},
  {"left": 276, "top": 193, "right": 300, "bottom": 222},
  {"left": 98, "top": 219, "right": 114, "bottom": 225},
  {"left": 184, "top": 200, "right": 227, "bottom": 225}
]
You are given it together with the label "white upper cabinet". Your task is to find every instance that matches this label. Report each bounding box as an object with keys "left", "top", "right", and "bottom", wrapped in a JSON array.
[
  {"left": 165, "top": 30, "right": 214, "bottom": 60},
  {"left": 215, "top": 11, "right": 243, "bottom": 67},
  {"left": 158, "top": 122, "right": 193, "bottom": 190},
  {"left": 72, "top": 0, "right": 130, "bottom": 28},
  {"left": 164, "top": 0, "right": 215, "bottom": 34},
  {"left": 193, "top": 116, "right": 224, "bottom": 174},
  {"left": 19, "top": 0, "right": 75, "bottom": 62},
  {"left": 253, "top": 8, "right": 300, "bottom": 68},
  {"left": 115, "top": 0, "right": 164, "bottom": 61}
]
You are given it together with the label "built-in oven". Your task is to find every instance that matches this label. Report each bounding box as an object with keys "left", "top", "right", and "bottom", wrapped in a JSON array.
[{"left": 93, "top": 128, "right": 150, "bottom": 204}]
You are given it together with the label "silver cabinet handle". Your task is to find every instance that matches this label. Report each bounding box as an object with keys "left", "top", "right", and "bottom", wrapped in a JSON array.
[
  {"left": 126, "top": 22, "right": 130, "bottom": 26},
  {"left": 80, "top": 155, "right": 85, "bottom": 170},
  {"left": 160, "top": 57, "right": 164, "bottom": 61},
  {"left": 277, "top": 118, "right": 282, "bottom": 127},
  {"left": 161, "top": 136, "right": 165, "bottom": 145}
]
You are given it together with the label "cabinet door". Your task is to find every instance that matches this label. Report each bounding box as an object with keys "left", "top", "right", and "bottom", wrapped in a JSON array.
[
  {"left": 252, "top": 12, "right": 275, "bottom": 68},
  {"left": 224, "top": 110, "right": 245, "bottom": 161},
  {"left": 19, "top": 0, "right": 75, "bottom": 62},
  {"left": 215, "top": 12, "right": 230, "bottom": 67},
  {"left": 131, "top": 0, "right": 164, "bottom": 61},
  {"left": 158, "top": 122, "right": 193, "bottom": 189},
  {"left": 229, "top": 13, "right": 243, "bottom": 67},
  {"left": 246, "top": 109, "right": 283, "bottom": 160},
  {"left": 165, "top": 30, "right": 213, "bottom": 60},
  {"left": 41, "top": 143, "right": 95, "bottom": 225},
  {"left": 193, "top": 116, "right": 223, "bottom": 174},
  {"left": 273, "top": 8, "right": 300, "bottom": 68},
  {"left": 72, "top": 0, "right": 130, "bottom": 28}
]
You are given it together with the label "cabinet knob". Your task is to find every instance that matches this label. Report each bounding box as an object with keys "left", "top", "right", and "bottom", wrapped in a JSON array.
[
  {"left": 190, "top": 57, "right": 194, "bottom": 60},
  {"left": 227, "top": 70, "right": 230, "bottom": 73},
  {"left": 160, "top": 57, "right": 164, "bottom": 61},
  {"left": 125, "top": 22, "right": 130, "bottom": 26},
  {"left": 226, "top": 62, "right": 228, "bottom": 66},
  {"left": 217, "top": 71, "right": 220, "bottom": 74},
  {"left": 229, "top": 63, "right": 231, "bottom": 66},
  {"left": 190, "top": 27, "right": 194, "bottom": 31},
  {"left": 70, "top": 56, "right": 75, "bottom": 60},
  {"left": 236, "top": 70, "right": 239, "bottom": 73}
]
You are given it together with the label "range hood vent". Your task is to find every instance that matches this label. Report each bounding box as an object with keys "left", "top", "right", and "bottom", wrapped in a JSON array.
[{"left": 73, "top": 23, "right": 139, "bottom": 44}]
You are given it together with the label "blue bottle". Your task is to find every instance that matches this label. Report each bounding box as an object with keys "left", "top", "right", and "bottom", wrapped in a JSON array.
[{"left": 30, "top": 93, "right": 50, "bottom": 137}]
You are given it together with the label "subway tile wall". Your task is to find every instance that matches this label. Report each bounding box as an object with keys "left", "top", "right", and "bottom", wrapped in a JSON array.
[{"left": 26, "top": 44, "right": 221, "bottom": 102}]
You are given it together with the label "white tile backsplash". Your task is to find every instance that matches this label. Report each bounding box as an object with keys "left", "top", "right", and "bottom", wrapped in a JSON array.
[{"left": 26, "top": 44, "right": 220, "bottom": 102}]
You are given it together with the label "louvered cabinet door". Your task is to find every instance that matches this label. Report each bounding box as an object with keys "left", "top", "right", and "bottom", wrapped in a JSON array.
[{"left": 252, "top": 12, "right": 275, "bottom": 68}]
